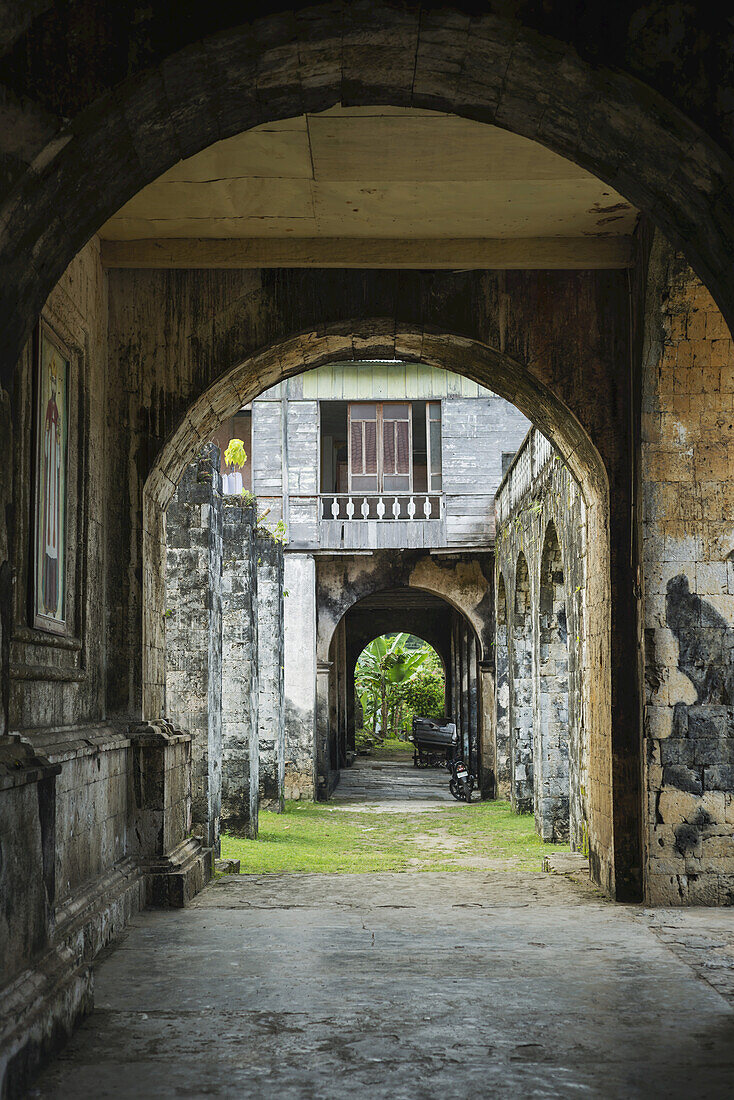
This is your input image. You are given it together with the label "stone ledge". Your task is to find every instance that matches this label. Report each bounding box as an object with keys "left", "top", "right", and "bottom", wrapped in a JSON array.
[
  {"left": 0, "top": 736, "right": 60, "bottom": 791},
  {"left": 141, "top": 837, "right": 214, "bottom": 908},
  {"left": 542, "top": 851, "right": 591, "bottom": 879}
]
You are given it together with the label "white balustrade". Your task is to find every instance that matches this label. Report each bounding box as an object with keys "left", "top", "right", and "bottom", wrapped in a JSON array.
[
  {"left": 495, "top": 427, "right": 555, "bottom": 525},
  {"left": 320, "top": 493, "right": 443, "bottom": 521}
]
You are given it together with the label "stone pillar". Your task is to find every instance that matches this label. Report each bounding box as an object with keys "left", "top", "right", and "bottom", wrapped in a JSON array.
[
  {"left": 283, "top": 553, "right": 316, "bottom": 799},
  {"left": 129, "top": 721, "right": 212, "bottom": 907},
  {"left": 256, "top": 533, "right": 285, "bottom": 811},
  {"left": 316, "top": 661, "right": 333, "bottom": 800},
  {"left": 495, "top": 584, "right": 511, "bottom": 800},
  {"left": 221, "top": 498, "right": 259, "bottom": 837},
  {"left": 164, "top": 446, "right": 222, "bottom": 849},
  {"left": 479, "top": 661, "right": 496, "bottom": 798},
  {"left": 468, "top": 636, "right": 479, "bottom": 775}
]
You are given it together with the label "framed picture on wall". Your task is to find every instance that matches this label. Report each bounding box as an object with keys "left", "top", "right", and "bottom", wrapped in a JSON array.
[{"left": 33, "top": 320, "right": 70, "bottom": 634}]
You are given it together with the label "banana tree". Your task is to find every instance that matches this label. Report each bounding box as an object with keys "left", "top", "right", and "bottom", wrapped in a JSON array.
[{"left": 355, "top": 633, "right": 430, "bottom": 740}]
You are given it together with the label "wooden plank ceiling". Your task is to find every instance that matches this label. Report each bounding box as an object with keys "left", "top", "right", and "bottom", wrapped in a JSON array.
[{"left": 100, "top": 106, "right": 638, "bottom": 268}]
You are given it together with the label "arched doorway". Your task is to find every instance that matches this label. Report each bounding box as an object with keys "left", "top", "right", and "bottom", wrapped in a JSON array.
[{"left": 141, "top": 324, "right": 615, "bottom": 881}]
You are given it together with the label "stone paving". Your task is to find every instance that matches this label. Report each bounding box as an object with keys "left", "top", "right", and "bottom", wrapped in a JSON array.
[
  {"left": 30, "top": 869, "right": 734, "bottom": 1099},
  {"left": 28, "top": 764, "right": 734, "bottom": 1098},
  {"left": 331, "top": 755, "right": 461, "bottom": 810}
]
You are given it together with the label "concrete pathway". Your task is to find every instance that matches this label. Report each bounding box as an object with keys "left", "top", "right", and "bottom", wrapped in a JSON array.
[
  {"left": 332, "top": 755, "right": 462, "bottom": 810},
  {"left": 31, "top": 871, "right": 734, "bottom": 1099}
]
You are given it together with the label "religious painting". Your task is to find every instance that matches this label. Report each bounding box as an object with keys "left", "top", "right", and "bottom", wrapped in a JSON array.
[{"left": 33, "top": 322, "right": 69, "bottom": 633}]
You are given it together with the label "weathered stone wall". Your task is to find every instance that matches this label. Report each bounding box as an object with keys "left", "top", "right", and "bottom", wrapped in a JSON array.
[
  {"left": 511, "top": 553, "right": 534, "bottom": 815},
  {"left": 164, "top": 446, "right": 223, "bottom": 849},
  {"left": 495, "top": 432, "right": 586, "bottom": 852},
  {"left": 164, "top": 454, "right": 287, "bottom": 828},
  {"left": 221, "top": 497, "right": 258, "bottom": 837},
  {"left": 256, "top": 534, "right": 285, "bottom": 812},
  {"left": 0, "top": 240, "right": 168, "bottom": 1090},
  {"left": 641, "top": 236, "right": 734, "bottom": 906}
]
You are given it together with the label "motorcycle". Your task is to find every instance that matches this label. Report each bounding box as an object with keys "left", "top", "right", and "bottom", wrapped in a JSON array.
[{"left": 447, "top": 730, "right": 475, "bottom": 802}]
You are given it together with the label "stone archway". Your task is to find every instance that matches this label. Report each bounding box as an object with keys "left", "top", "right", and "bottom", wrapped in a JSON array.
[
  {"left": 142, "top": 321, "right": 615, "bottom": 885},
  {"left": 337, "top": 587, "right": 480, "bottom": 779}
]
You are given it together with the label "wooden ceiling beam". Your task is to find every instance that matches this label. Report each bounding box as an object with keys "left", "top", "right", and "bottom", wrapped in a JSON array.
[{"left": 99, "top": 236, "right": 634, "bottom": 270}]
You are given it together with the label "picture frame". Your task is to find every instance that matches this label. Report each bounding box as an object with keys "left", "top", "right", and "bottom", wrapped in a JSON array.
[{"left": 32, "top": 320, "right": 70, "bottom": 635}]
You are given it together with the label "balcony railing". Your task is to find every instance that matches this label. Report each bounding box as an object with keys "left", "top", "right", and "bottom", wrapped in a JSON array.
[{"left": 320, "top": 493, "right": 444, "bottom": 521}]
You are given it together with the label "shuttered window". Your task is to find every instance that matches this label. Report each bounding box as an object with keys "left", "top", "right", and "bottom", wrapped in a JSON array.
[
  {"left": 347, "top": 402, "right": 413, "bottom": 492},
  {"left": 382, "top": 403, "right": 411, "bottom": 492},
  {"left": 348, "top": 403, "right": 379, "bottom": 491}
]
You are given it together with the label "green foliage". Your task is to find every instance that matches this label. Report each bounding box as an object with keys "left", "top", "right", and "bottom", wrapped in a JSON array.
[
  {"left": 220, "top": 799, "right": 568, "bottom": 874},
  {"left": 355, "top": 634, "right": 444, "bottom": 739},
  {"left": 224, "top": 437, "right": 248, "bottom": 469},
  {"left": 256, "top": 517, "right": 288, "bottom": 544},
  {"left": 401, "top": 664, "right": 445, "bottom": 722}
]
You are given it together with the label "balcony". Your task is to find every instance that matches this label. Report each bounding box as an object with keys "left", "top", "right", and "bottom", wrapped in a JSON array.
[{"left": 319, "top": 492, "right": 446, "bottom": 549}]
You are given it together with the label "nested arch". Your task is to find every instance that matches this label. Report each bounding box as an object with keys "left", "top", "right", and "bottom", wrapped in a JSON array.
[
  {"left": 143, "top": 323, "right": 609, "bottom": 719},
  {"left": 141, "top": 319, "right": 613, "bottom": 886}
]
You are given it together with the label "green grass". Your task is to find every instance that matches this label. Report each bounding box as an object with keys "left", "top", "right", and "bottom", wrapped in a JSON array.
[
  {"left": 221, "top": 799, "right": 569, "bottom": 875},
  {"left": 370, "top": 737, "right": 414, "bottom": 759}
]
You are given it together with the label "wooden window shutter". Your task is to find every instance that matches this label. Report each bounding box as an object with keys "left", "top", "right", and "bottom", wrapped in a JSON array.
[
  {"left": 348, "top": 403, "right": 379, "bottom": 492},
  {"left": 382, "top": 403, "right": 412, "bottom": 492},
  {"left": 350, "top": 418, "right": 363, "bottom": 473}
]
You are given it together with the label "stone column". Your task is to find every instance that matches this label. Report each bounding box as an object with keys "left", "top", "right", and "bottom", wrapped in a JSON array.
[
  {"left": 221, "top": 497, "right": 259, "bottom": 837},
  {"left": 164, "top": 446, "right": 222, "bottom": 849},
  {"left": 478, "top": 660, "right": 496, "bottom": 798},
  {"left": 315, "top": 661, "right": 333, "bottom": 800},
  {"left": 256, "top": 533, "right": 285, "bottom": 811},
  {"left": 283, "top": 553, "right": 316, "bottom": 799},
  {"left": 467, "top": 635, "right": 479, "bottom": 774}
]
